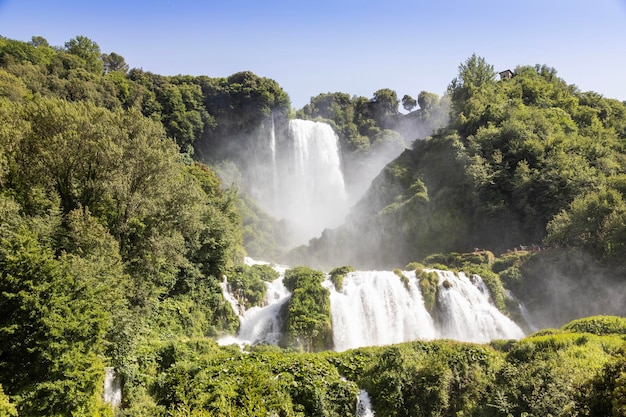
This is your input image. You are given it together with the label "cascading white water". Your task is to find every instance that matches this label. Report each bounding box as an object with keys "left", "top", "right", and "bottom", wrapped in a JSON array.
[
  {"left": 220, "top": 261, "right": 526, "bottom": 350},
  {"left": 218, "top": 258, "right": 290, "bottom": 347},
  {"left": 328, "top": 270, "right": 436, "bottom": 351},
  {"left": 435, "top": 270, "right": 525, "bottom": 343},
  {"left": 268, "top": 114, "right": 278, "bottom": 211},
  {"left": 272, "top": 119, "right": 349, "bottom": 245},
  {"left": 356, "top": 389, "right": 376, "bottom": 417},
  {"left": 103, "top": 367, "right": 122, "bottom": 408}
]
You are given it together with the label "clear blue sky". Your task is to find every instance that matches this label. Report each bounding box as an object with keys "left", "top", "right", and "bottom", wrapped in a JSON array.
[{"left": 0, "top": 0, "right": 624, "bottom": 108}]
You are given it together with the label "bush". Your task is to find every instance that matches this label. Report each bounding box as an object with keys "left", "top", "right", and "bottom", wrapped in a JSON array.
[
  {"left": 227, "top": 264, "right": 280, "bottom": 309},
  {"left": 329, "top": 265, "right": 355, "bottom": 291},
  {"left": 561, "top": 315, "right": 626, "bottom": 336},
  {"left": 281, "top": 267, "right": 333, "bottom": 352},
  {"left": 418, "top": 269, "right": 440, "bottom": 314}
]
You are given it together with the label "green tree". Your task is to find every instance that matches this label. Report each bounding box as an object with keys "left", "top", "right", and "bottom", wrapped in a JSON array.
[
  {"left": 101, "top": 52, "right": 129, "bottom": 74},
  {"left": 0, "top": 228, "right": 112, "bottom": 416},
  {"left": 401, "top": 94, "right": 417, "bottom": 112},
  {"left": 417, "top": 91, "right": 439, "bottom": 110},
  {"left": 64, "top": 35, "right": 103, "bottom": 74},
  {"left": 29, "top": 36, "right": 49, "bottom": 48},
  {"left": 370, "top": 88, "right": 399, "bottom": 129}
]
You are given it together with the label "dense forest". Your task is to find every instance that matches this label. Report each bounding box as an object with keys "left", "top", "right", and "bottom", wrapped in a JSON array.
[{"left": 0, "top": 35, "right": 625, "bottom": 416}]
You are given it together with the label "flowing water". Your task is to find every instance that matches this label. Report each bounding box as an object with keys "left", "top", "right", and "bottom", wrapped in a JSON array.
[
  {"left": 103, "top": 367, "right": 122, "bottom": 408},
  {"left": 255, "top": 119, "right": 349, "bottom": 246},
  {"left": 219, "top": 262, "right": 525, "bottom": 350},
  {"left": 356, "top": 389, "right": 376, "bottom": 417}
]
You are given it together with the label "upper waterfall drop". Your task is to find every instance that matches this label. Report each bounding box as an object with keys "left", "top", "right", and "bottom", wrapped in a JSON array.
[{"left": 274, "top": 119, "right": 349, "bottom": 245}]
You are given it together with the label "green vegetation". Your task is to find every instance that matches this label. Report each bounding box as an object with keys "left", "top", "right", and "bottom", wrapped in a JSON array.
[
  {"left": 393, "top": 268, "right": 410, "bottom": 289},
  {"left": 1, "top": 33, "right": 625, "bottom": 415},
  {"left": 281, "top": 267, "right": 333, "bottom": 352},
  {"left": 0, "top": 35, "right": 251, "bottom": 415},
  {"left": 100, "top": 318, "right": 626, "bottom": 416},
  {"left": 329, "top": 265, "right": 355, "bottom": 291},
  {"left": 227, "top": 264, "right": 280, "bottom": 309},
  {"left": 305, "top": 54, "right": 626, "bottom": 273},
  {"left": 417, "top": 269, "right": 440, "bottom": 314}
]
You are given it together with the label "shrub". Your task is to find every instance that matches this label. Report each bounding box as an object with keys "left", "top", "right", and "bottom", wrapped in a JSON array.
[
  {"left": 561, "top": 316, "right": 626, "bottom": 336},
  {"left": 418, "top": 269, "right": 440, "bottom": 314},
  {"left": 405, "top": 261, "right": 425, "bottom": 271},
  {"left": 329, "top": 265, "right": 355, "bottom": 291},
  {"left": 281, "top": 267, "right": 332, "bottom": 352}
]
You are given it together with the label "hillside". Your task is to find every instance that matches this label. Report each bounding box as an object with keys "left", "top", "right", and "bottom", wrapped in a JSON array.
[{"left": 1, "top": 36, "right": 625, "bottom": 416}]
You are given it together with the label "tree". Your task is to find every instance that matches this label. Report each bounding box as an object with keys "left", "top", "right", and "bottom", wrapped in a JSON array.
[
  {"left": 101, "top": 52, "right": 129, "bottom": 74},
  {"left": 417, "top": 91, "right": 439, "bottom": 110},
  {"left": 370, "top": 88, "right": 399, "bottom": 128},
  {"left": 402, "top": 94, "right": 417, "bottom": 112},
  {"left": 0, "top": 228, "right": 112, "bottom": 415},
  {"left": 64, "top": 35, "right": 103, "bottom": 74},
  {"left": 29, "top": 36, "right": 49, "bottom": 48}
]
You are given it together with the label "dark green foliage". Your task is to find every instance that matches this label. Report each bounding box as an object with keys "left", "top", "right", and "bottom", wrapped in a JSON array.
[
  {"left": 281, "top": 267, "right": 333, "bottom": 352},
  {"left": 227, "top": 264, "right": 280, "bottom": 309},
  {"left": 329, "top": 265, "right": 355, "bottom": 291},
  {"left": 0, "top": 227, "right": 113, "bottom": 416},
  {"left": 2, "top": 34, "right": 626, "bottom": 416},
  {"left": 195, "top": 70, "right": 291, "bottom": 162},
  {"left": 579, "top": 347, "right": 626, "bottom": 417},
  {"left": 0, "top": 35, "right": 256, "bottom": 412},
  {"left": 112, "top": 323, "right": 626, "bottom": 417}
]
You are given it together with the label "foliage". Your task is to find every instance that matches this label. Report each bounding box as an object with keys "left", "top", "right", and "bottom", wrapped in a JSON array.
[
  {"left": 393, "top": 268, "right": 410, "bottom": 289},
  {"left": 2, "top": 34, "right": 626, "bottom": 415},
  {"left": 236, "top": 191, "right": 286, "bottom": 261},
  {"left": 0, "top": 227, "right": 113, "bottom": 416},
  {"left": 329, "top": 265, "right": 355, "bottom": 291},
  {"left": 0, "top": 385, "right": 17, "bottom": 417},
  {"left": 227, "top": 263, "right": 279, "bottom": 309},
  {"left": 281, "top": 267, "right": 333, "bottom": 352},
  {"left": 561, "top": 315, "right": 626, "bottom": 336},
  {"left": 417, "top": 269, "right": 439, "bottom": 315},
  {"left": 107, "top": 322, "right": 626, "bottom": 417}
]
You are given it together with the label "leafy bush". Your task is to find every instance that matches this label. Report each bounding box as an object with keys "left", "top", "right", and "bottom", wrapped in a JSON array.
[
  {"left": 417, "top": 269, "right": 440, "bottom": 314},
  {"left": 404, "top": 261, "right": 425, "bottom": 271},
  {"left": 227, "top": 264, "right": 280, "bottom": 309},
  {"left": 561, "top": 315, "right": 626, "bottom": 336},
  {"left": 463, "top": 266, "right": 509, "bottom": 314},
  {"left": 329, "top": 265, "right": 355, "bottom": 291},
  {"left": 281, "top": 267, "right": 333, "bottom": 352}
]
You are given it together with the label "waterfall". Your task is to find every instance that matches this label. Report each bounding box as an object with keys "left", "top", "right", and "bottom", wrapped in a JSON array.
[
  {"left": 219, "top": 261, "right": 526, "bottom": 350},
  {"left": 328, "top": 270, "right": 436, "bottom": 351},
  {"left": 268, "top": 114, "right": 278, "bottom": 211},
  {"left": 271, "top": 119, "right": 348, "bottom": 245},
  {"left": 103, "top": 367, "right": 122, "bottom": 408},
  {"left": 218, "top": 258, "right": 290, "bottom": 347},
  {"left": 356, "top": 389, "right": 376, "bottom": 416},
  {"left": 435, "top": 270, "right": 525, "bottom": 343}
]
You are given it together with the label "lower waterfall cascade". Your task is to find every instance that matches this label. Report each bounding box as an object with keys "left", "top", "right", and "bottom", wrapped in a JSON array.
[
  {"left": 103, "top": 367, "right": 122, "bottom": 408},
  {"left": 356, "top": 389, "right": 376, "bottom": 417},
  {"left": 219, "top": 259, "right": 525, "bottom": 350}
]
